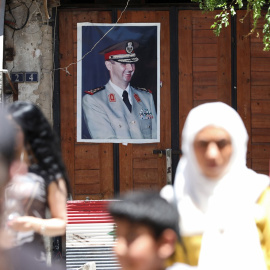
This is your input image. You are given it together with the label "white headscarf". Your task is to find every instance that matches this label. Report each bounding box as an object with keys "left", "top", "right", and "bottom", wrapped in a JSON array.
[{"left": 161, "top": 102, "right": 269, "bottom": 270}]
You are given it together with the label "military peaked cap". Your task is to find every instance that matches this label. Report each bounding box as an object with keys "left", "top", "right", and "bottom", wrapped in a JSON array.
[{"left": 99, "top": 40, "right": 139, "bottom": 63}]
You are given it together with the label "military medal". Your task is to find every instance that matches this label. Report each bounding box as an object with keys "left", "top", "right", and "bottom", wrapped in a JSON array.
[{"left": 139, "top": 109, "right": 153, "bottom": 120}]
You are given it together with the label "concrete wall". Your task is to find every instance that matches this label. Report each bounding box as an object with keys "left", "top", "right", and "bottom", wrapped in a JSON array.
[{"left": 4, "top": 0, "right": 54, "bottom": 123}]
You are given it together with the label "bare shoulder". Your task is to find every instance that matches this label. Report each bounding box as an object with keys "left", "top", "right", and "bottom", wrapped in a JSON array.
[{"left": 48, "top": 178, "right": 67, "bottom": 197}]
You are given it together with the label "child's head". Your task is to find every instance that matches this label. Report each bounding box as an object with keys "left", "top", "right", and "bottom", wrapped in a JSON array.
[{"left": 108, "top": 190, "right": 180, "bottom": 270}]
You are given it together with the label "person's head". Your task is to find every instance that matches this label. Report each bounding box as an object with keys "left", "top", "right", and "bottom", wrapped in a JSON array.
[
  {"left": 7, "top": 101, "right": 70, "bottom": 191},
  {"left": 105, "top": 61, "right": 135, "bottom": 89},
  {"left": 182, "top": 102, "right": 248, "bottom": 180},
  {"left": 100, "top": 41, "right": 139, "bottom": 89},
  {"left": 108, "top": 190, "right": 179, "bottom": 270},
  {"left": 0, "top": 110, "right": 16, "bottom": 190},
  {"left": 193, "top": 126, "right": 232, "bottom": 179}
]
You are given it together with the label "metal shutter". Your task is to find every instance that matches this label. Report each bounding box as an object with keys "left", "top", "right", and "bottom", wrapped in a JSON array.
[{"left": 66, "top": 200, "right": 120, "bottom": 270}]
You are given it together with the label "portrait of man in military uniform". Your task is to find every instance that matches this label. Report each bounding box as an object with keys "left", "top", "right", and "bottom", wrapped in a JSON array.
[{"left": 77, "top": 23, "right": 160, "bottom": 143}]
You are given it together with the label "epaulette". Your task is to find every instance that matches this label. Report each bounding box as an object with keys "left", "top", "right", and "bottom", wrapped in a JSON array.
[
  {"left": 134, "top": 87, "right": 152, "bottom": 94},
  {"left": 84, "top": 86, "right": 105, "bottom": 95}
]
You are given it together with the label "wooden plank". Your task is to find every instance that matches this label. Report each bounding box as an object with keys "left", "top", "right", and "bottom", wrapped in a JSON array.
[
  {"left": 237, "top": 10, "right": 251, "bottom": 160},
  {"left": 193, "top": 44, "right": 217, "bottom": 58},
  {"left": 251, "top": 115, "right": 270, "bottom": 128},
  {"left": 119, "top": 145, "right": 133, "bottom": 192},
  {"left": 72, "top": 10, "right": 112, "bottom": 26},
  {"left": 252, "top": 128, "right": 270, "bottom": 143},
  {"left": 193, "top": 100, "right": 216, "bottom": 107},
  {"left": 118, "top": 9, "right": 169, "bottom": 23},
  {"left": 251, "top": 71, "right": 270, "bottom": 85},
  {"left": 251, "top": 144, "right": 270, "bottom": 159},
  {"left": 157, "top": 11, "right": 171, "bottom": 152},
  {"left": 75, "top": 144, "right": 100, "bottom": 170},
  {"left": 251, "top": 86, "right": 270, "bottom": 100},
  {"left": 193, "top": 29, "right": 217, "bottom": 44},
  {"left": 133, "top": 158, "right": 158, "bottom": 169},
  {"left": 179, "top": 10, "right": 193, "bottom": 136},
  {"left": 133, "top": 168, "right": 159, "bottom": 183},
  {"left": 251, "top": 42, "right": 270, "bottom": 57},
  {"left": 134, "top": 183, "right": 160, "bottom": 190},
  {"left": 193, "top": 85, "right": 218, "bottom": 100},
  {"left": 217, "top": 17, "right": 231, "bottom": 104},
  {"left": 192, "top": 11, "right": 218, "bottom": 19},
  {"left": 250, "top": 32, "right": 264, "bottom": 43},
  {"left": 74, "top": 170, "right": 100, "bottom": 184},
  {"left": 132, "top": 144, "right": 158, "bottom": 158},
  {"left": 251, "top": 57, "right": 270, "bottom": 71},
  {"left": 99, "top": 144, "right": 114, "bottom": 199},
  {"left": 252, "top": 159, "right": 269, "bottom": 171},
  {"left": 193, "top": 72, "right": 217, "bottom": 86},
  {"left": 74, "top": 184, "right": 100, "bottom": 195},
  {"left": 193, "top": 58, "right": 217, "bottom": 72},
  {"left": 157, "top": 10, "right": 171, "bottom": 192},
  {"left": 192, "top": 14, "right": 216, "bottom": 30},
  {"left": 59, "top": 10, "right": 76, "bottom": 195},
  {"left": 246, "top": 158, "right": 251, "bottom": 169},
  {"left": 251, "top": 100, "right": 270, "bottom": 114}
]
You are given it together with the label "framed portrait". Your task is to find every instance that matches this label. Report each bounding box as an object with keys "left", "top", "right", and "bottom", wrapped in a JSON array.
[{"left": 77, "top": 23, "right": 160, "bottom": 143}]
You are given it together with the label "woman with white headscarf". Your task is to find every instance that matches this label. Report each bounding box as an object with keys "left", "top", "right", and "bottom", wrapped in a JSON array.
[{"left": 161, "top": 102, "right": 270, "bottom": 270}]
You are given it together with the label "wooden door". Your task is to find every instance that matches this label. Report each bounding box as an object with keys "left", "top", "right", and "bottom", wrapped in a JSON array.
[
  {"left": 59, "top": 8, "right": 269, "bottom": 200},
  {"left": 178, "top": 10, "right": 232, "bottom": 143},
  {"left": 178, "top": 10, "right": 270, "bottom": 176},
  {"left": 117, "top": 10, "right": 171, "bottom": 192},
  {"left": 237, "top": 10, "right": 270, "bottom": 175},
  {"left": 59, "top": 10, "right": 115, "bottom": 200},
  {"left": 59, "top": 9, "right": 170, "bottom": 199}
]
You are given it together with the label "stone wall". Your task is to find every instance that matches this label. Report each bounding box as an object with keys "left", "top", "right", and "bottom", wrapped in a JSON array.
[{"left": 4, "top": 0, "right": 54, "bottom": 123}]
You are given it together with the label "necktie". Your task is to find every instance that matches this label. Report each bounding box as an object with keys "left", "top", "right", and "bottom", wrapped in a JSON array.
[{"left": 122, "top": 90, "right": 132, "bottom": 112}]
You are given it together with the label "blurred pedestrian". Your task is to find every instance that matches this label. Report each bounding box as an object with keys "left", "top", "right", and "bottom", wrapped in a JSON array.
[
  {"left": 0, "top": 109, "right": 65, "bottom": 270},
  {"left": 108, "top": 190, "right": 187, "bottom": 270},
  {"left": 161, "top": 102, "right": 270, "bottom": 270},
  {"left": 3, "top": 101, "right": 70, "bottom": 263}
]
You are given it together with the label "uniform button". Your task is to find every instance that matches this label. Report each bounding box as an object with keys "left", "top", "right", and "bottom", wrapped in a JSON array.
[
  {"left": 148, "top": 126, "right": 151, "bottom": 128},
  {"left": 131, "top": 121, "right": 136, "bottom": 124},
  {"left": 119, "top": 124, "right": 122, "bottom": 128}
]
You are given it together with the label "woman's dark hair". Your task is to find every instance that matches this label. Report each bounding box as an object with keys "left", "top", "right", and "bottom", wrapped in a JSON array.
[
  {"left": 0, "top": 109, "right": 16, "bottom": 168},
  {"left": 7, "top": 101, "right": 70, "bottom": 193}
]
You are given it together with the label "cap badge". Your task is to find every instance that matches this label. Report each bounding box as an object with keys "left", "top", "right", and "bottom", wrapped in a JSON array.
[
  {"left": 126, "top": 42, "right": 134, "bottom": 54},
  {"left": 108, "top": 93, "right": 116, "bottom": 102}
]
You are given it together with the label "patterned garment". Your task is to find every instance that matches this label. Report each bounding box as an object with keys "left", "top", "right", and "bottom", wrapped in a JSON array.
[{"left": 3, "top": 172, "right": 47, "bottom": 261}]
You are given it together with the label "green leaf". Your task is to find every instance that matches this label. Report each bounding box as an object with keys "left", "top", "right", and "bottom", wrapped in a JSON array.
[
  {"left": 230, "top": 6, "right": 236, "bottom": 16},
  {"left": 194, "top": 0, "right": 270, "bottom": 51}
]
